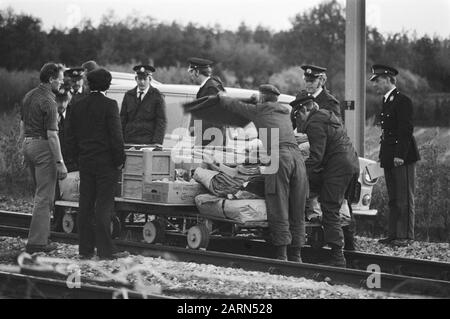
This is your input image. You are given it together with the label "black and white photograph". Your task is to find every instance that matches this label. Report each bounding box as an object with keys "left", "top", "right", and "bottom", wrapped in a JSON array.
[{"left": 0, "top": 0, "right": 449, "bottom": 302}]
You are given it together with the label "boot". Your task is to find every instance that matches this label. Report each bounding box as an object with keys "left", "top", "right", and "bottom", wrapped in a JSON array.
[
  {"left": 287, "top": 246, "right": 302, "bottom": 263},
  {"left": 321, "top": 244, "right": 347, "bottom": 268},
  {"left": 274, "top": 245, "right": 287, "bottom": 261}
]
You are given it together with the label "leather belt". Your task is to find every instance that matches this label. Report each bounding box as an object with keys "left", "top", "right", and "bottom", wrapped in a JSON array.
[{"left": 24, "top": 136, "right": 47, "bottom": 140}]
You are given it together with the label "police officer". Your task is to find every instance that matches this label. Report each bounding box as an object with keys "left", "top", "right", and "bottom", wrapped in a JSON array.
[
  {"left": 291, "top": 93, "right": 359, "bottom": 267},
  {"left": 64, "top": 67, "right": 88, "bottom": 107},
  {"left": 370, "top": 65, "right": 420, "bottom": 246},
  {"left": 185, "top": 85, "right": 308, "bottom": 262},
  {"left": 298, "top": 65, "right": 342, "bottom": 121},
  {"left": 187, "top": 57, "right": 226, "bottom": 147},
  {"left": 120, "top": 65, "right": 167, "bottom": 145}
]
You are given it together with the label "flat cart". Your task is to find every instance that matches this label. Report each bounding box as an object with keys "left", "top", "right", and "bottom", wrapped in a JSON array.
[{"left": 54, "top": 197, "right": 325, "bottom": 250}]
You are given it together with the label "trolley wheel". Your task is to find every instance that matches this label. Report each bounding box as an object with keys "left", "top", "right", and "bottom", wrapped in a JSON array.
[
  {"left": 310, "top": 226, "right": 325, "bottom": 249},
  {"left": 186, "top": 224, "right": 210, "bottom": 249},
  {"left": 62, "top": 212, "right": 77, "bottom": 234},
  {"left": 110, "top": 216, "right": 121, "bottom": 239},
  {"left": 142, "top": 220, "right": 166, "bottom": 244}
]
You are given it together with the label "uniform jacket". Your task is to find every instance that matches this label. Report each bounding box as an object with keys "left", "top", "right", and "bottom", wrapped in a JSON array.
[
  {"left": 300, "top": 108, "right": 359, "bottom": 177},
  {"left": 120, "top": 86, "right": 167, "bottom": 145},
  {"left": 196, "top": 77, "right": 225, "bottom": 99},
  {"left": 190, "top": 77, "right": 226, "bottom": 145},
  {"left": 379, "top": 88, "right": 420, "bottom": 169},
  {"left": 296, "top": 88, "right": 342, "bottom": 121},
  {"left": 65, "top": 92, "right": 125, "bottom": 172}
]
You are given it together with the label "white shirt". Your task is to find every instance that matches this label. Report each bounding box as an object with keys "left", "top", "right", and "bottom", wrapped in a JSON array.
[
  {"left": 384, "top": 87, "right": 396, "bottom": 103},
  {"left": 136, "top": 86, "right": 150, "bottom": 100},
  {"left": 312, "top": 86, "right": 323, "bottom": 98},
  {"left": 199, "top": 77, "right": 211, "bottom": 89}
]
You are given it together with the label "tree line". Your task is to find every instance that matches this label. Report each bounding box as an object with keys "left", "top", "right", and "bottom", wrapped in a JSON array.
[{"left": 1, "top": 0, "right": 449, "bottom": 124}]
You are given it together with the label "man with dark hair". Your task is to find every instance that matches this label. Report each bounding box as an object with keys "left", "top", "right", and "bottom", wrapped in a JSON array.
[
  {"left": 370, "top": 64, "right": 420, "bottom": 246},
  {"left": 120, "top": 64, "right": 167, "bottom": 145},
  {"left": 291, "top": 94, "right": 359, "bottom": 267},
  {"left": 184, "top": 85, "right": 308, "bottom": 262},
  {"left": 298, "top": 65, "right": 342, "bottom": 121},
  {"left": 20, "top": 62, "right": 68, "bottom": 253},
  {"left": 66, "top": 68, "right": 126, "bottom": 259},
  {"left": 81, "top": 60, "right": 99, "bottom": 94},
  {"left": 187, "top": 57, "right": 226, "bottom": 146}
]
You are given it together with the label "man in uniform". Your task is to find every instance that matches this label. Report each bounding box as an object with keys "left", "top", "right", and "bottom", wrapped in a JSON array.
[
  {"left": 370, "top": 64, "right": 420, "bottom": 246},
  {"left": 120, "top": 64, "right": 167, "bottom": 145},
  {"left": 20, "top": 62, "right": 68, "bottom": 253},
  {"left": 184, "top": 85, "right": 308, "bottom": 262},
  {"left": 66, "top": 68, "right": 126, "bottom": 259},
  {"left": 187, "top": 57, "right": 226, "bottom": 147},
  {"left": 64, "top": 67, "right": 88, "bottom": 107},
  {"left": 291, "top": 94, "right": 359, "bottom": 266},
  {"left": 298, "top": 65, "right": 341, "bottom": 121}
]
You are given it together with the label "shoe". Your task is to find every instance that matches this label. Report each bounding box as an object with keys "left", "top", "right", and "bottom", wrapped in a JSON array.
[
  {"left": 25, "top": 242, "right": 58, "bottom": 254},
  {"left": 287, "top": 246, "right": 302, "bottom": 262},
  {"left": 390, "top": 239, "right": 409, "bottom": 247},
  {"left": 98, "top": 251, "right": 130, "bottom": 260},
  {"left": 78, "top": 253, "right": 95, "bottom": 260},
  {"left": 378, "top": 237, "right": 396, "bottom": 245},
  {"left": 274, "top": 245, "right": 287, "bottom": 261},
  {"left": 320, "top": 245, "right": 347, "bottom": 268}
]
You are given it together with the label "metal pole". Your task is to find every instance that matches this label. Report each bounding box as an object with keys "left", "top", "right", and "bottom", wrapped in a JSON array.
[{"left": 345, "top": 0, "right": 366, "bottom": 156}]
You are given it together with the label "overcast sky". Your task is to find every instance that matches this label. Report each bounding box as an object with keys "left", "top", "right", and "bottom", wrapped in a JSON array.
[{"left": 1, "top": 0, "right": 449, "bottom": 38}]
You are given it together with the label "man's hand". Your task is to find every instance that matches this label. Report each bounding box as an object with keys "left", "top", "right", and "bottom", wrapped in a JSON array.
[
  {"left": 117, "top": 164, "right": 124, "bottom": 170},
  {"left": 393, "top": 157, "right": 404, "bottom": 167},
  {"left": 57, "top": 162, "right": 68, "bottom": 180},
  {"left": 295, "top": 133, "right": 309, "bottom": 145}
]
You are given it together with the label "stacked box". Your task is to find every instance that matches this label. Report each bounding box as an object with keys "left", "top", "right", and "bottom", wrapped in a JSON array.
[
  {"left": 143, "top": 149, "right": 174, "bottom": 182},
  {"left": 121, "top": 148, "right": 174, "bottom": 200},
  {"left": 142, "top": 181, "right": 206, "bottom": 205}
]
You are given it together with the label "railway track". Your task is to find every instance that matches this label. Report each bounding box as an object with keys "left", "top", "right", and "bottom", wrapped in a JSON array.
[
  {"left": 0, "top": 223, "right": 449, "bottom": 298},
  {"left": 0, "top": 269, "right": 167, "bottom": 299},
  {"left": 1, "top": 210, "right": 449, "bottom": 282}
]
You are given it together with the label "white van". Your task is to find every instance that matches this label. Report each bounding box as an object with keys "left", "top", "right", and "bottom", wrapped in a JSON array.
[{"left": 106, "top": 72, "right": 378, "bottom": 217}]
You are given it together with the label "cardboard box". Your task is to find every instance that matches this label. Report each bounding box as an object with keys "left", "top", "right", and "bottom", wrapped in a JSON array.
[
  {"left": 142, "top": 181, "right": 206, "bottom": 205},
  {"left": 143, "top": 149, "right": 175, "bottom": 182}
]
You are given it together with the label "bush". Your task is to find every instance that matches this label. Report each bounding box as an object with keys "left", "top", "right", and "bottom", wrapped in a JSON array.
[
  {"left": 0, "top": 108, "right": 32, "bottom": 195},
  {"left": 0, "top": 68, "right": 39, "bottom": 113}
]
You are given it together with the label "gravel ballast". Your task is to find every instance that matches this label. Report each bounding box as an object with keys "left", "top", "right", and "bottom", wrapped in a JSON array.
[{"left": 0, "top": 236, "right": 411, "bottom": 299}]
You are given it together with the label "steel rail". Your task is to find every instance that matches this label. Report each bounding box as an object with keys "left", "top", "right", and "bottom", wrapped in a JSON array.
[{"left": 0, "top": 270, "right": 168, "bottom": 299}]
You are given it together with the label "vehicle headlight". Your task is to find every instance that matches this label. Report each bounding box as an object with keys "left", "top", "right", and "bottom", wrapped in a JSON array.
[
  {"left": 363, "top": 170, "right": 378, "bottom": 185},
  {"left": 362, "top": 194, "right": 371, "bottom": 206}
]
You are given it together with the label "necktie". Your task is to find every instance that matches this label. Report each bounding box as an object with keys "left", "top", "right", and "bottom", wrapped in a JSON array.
[{"left": 138, "top": 91, "right": 144, "bottom": 102}]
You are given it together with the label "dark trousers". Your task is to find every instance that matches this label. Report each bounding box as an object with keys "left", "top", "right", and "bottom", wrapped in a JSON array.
[
  {"left": 265, "top": 146, "right": 308, "bottom": 247},
  {"left": 78, "top": 168, "right": 118, "bottom": 257},
  {"left": 311, "top": 171, "right": 355, "bottom": 248},
  {"left": 384, "top": 163, "right": 415, "bottom": 239}
]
